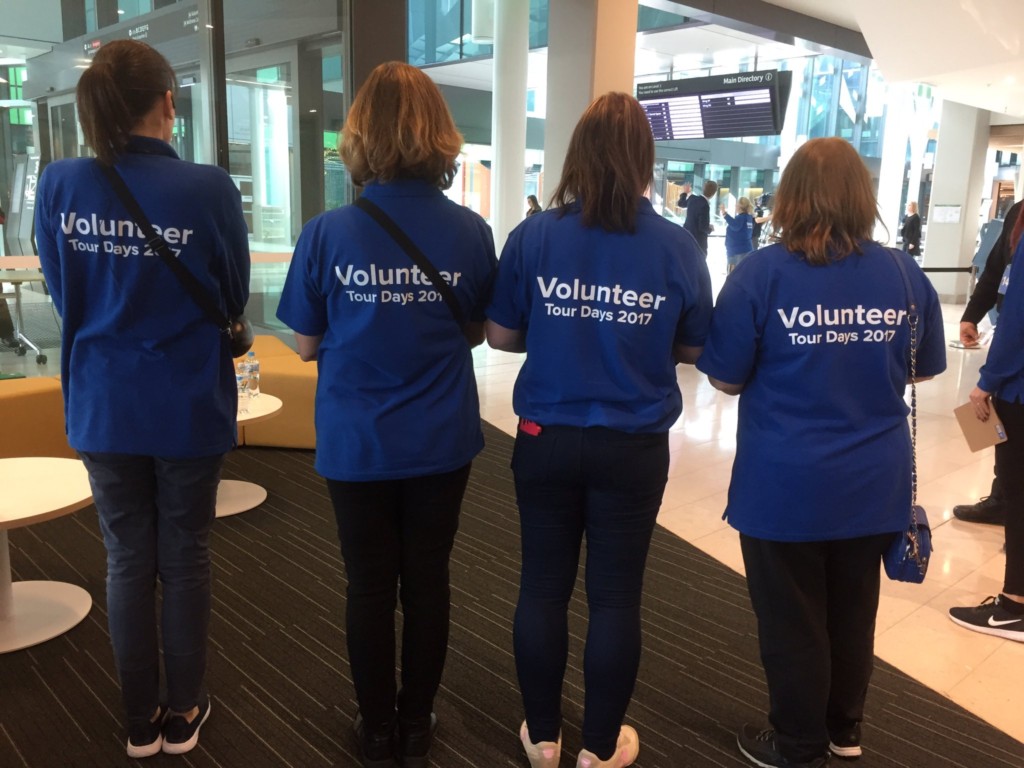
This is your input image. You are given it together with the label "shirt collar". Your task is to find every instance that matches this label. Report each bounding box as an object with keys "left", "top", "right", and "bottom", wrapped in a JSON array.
[
  {"left": 361, "top": 178, "right": 445, "bottom": 199},
  {"left": 125, "top": 135, "right": 179, "bottom": 159}
]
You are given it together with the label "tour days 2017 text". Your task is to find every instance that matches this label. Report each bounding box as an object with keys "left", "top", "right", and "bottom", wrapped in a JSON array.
[
  {"left": 777, "top": 304, "right": 907, "bottom": 345},
  {"left": 535, "top": 276, "right": 668, "bottom": 326}
]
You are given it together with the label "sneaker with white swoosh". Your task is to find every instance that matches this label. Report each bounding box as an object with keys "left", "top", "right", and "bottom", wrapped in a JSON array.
[{"left": 949, "top": 595, "right": 1024, "bottom": 641}]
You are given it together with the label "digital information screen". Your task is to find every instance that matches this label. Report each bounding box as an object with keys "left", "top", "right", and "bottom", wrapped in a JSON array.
[{"left": 637, "top": 70, "right": 791, "bottom": 141}]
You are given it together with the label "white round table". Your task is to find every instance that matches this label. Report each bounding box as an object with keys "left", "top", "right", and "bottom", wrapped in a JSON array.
[
  {"left": 216, "top": 393, "right": 283, "bottom": 518},
  {"left": 0, "top": 457, "right": 94, "bottom": 654}
]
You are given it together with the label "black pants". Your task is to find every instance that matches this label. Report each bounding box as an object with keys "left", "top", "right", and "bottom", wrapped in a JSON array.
[
  {"left": 740, "top": 532, "right": 892, "bottom": 763},
  {"left": 326, "top": 463, "right": 470, "bottom": 728},
  {"left": 996, "top": 399, "right": 1024, "bottom": 594},
  {"left": 0, "top": 299, "right": 13, "bottom": 339}
]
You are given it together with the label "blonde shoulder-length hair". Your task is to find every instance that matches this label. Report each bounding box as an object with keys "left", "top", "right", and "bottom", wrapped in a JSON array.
[
  {"left": 341, "top": 61, "right": 463, "bottom": 189},
  {"left": 770, "top": 137, "right": 880, "bottom": 265}
]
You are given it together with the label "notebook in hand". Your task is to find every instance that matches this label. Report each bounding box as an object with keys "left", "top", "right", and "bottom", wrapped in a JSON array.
[{"left": 954, "top": 402, "right": 1008, "bottom": 452}]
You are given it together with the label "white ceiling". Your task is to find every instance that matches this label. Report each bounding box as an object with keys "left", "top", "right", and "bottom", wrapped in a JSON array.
[{"left": 762, "top": 0, "right": 1024, "bottom": 119}]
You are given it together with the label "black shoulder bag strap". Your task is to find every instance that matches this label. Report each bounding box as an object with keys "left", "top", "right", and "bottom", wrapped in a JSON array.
[
  {"left": 353, "top": 196, "right": 465, "bottom": 326},
  {"left": 96, "top": 161, "right": 232, "bottom": 334}
]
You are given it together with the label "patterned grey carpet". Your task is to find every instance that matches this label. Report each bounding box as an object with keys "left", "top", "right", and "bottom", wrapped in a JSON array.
[{"left": 2, "top": 424, "right": 1023, "bottom": 767}]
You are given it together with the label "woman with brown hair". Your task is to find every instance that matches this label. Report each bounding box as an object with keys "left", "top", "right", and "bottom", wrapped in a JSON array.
[
  {"left": 487, "top": 92, "right": 712, "bottom": 768},
  {"left": 35, "top": 39, "right": 250, "bottom": 757},
  {"left": 697, "top": 138, "right": 946, "bottom": 767},
  {"left": 277, "top": 61, "right": 496, "bottom": 768}
]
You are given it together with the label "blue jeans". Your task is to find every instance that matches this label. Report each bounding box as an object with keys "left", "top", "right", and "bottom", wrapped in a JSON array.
[
  {"left": 79, "top": 451, "right": 224, "bottom": 725},
  {"left": 511, "top": 425, "right": 668, "bottom": 760}
]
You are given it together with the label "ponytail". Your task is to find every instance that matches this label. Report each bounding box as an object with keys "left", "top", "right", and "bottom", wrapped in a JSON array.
[{"left": 76, "top": 40, "right": 177, "bottom": 165}]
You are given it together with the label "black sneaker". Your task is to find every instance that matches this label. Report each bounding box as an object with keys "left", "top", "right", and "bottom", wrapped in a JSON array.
[
  {"left": 952, "top": 496, "right": 1006, "bottom": 525},
  {"left": 162, "top": 697, "right": 211, "bottom": 755},
  {"left": 126, "top": 705, "right": 165, "bottom": 758},
  {"left": 398, "top": 712, "right": 437, "bottom": 768},
  {"left": 949, "top": 595, "right": 1024, "bottom": 641},
  {"left": 353, "top": 711, "right": 397, "bottom": 768},
  {"left": 737, "top": 725, "right": 830, "bottom": 768},
  {"left": 828, "top": 723, "right": 861, "bottom": 759}
]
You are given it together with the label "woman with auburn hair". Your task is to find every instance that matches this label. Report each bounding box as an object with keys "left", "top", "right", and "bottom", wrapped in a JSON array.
[
  {"left": 487, "top": 92, "right": 712, "bottom": 768},
  {"left": 277, "top": 61, "right": 496, "bottom": 768},
  {"left": 697, "top": 137, "right": 946, "bottom": 768}
]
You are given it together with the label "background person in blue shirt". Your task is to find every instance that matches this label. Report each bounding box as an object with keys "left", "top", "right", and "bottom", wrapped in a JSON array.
[
  {"left": 722, "top": 196, "right": 755, "bottom": 272},
  {"left": 949, "top": 213, "right": 1024, "bottom": 642},
  {"left": 697, "top": 138, "right": 946, "bottom": 768},
  {"left": 276, "top": 61, "right": 496, "bottom": 768},
  {"left": 35, "top": 40, "right": 250, "bottom": 759},
  {"left": 487, "top": 92, "right": 712, "bottom": 768}
]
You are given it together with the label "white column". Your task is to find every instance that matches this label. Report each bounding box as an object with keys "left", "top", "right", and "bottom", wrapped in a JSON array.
[
  {"left": 545, "top": 0, "right": 638, "bottom": 204},
  {"left": 490, "top": 0, "right": 530, "bottom": 252},
  {"left": 875, "top": 83, "right": 914, "bottom": 244},
  {"left": 926, "top": 100, "right": 991, "bottom": 302}
]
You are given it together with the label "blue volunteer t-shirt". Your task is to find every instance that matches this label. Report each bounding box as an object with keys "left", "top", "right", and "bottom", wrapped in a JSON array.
[
  {"left": 487, "top": 199, "right": 712, "bottom": 433},
  {"left": 277, "top": 179, "right": 497, "bottom": 482},
  {"left": 697, "top": 242, "right": 946, "bottom": 541},
  {"left": 724, "top": 212, "right": 754, "bottom": 257},
  {"left": 35, "top": 137, "right": 250, "bottom": 458},
  {"left": 979, "top": 239, "right": 1024, "bottom": 402}
]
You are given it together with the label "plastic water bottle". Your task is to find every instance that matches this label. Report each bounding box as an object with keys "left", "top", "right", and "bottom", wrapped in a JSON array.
[
  {"left": 244, "top": 350, "right": 260, "bottom": 397},
  {"left": 236, "top": 373, "right": 250, "bottom": 415}
]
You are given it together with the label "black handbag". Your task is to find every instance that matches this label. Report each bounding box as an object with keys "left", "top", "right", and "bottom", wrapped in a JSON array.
[
  {"left": 883, "top": 249, "right": 932, "bottom": 583},
  {"left": 96, "top": 162, "right": 254, "bottom": 358}
]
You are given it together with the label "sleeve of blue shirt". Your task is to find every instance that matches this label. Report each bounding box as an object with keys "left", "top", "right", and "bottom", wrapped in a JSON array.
[
  {"left": 277, "top": 219, "right": 328, "bottom": 337},
  {"left": 695, "top": 276, "right": 758, "bottom": 385},
  {"left": 34, "top": 168, "right": 63, "bottom": 316},
  {"left": 676, "top": 255, "right": 714, "bottom": 347},
  {"left": 979, "top": 241, "right": 1024, "bottom": 394},
  {"left": 486, "top": 226, "right": 529, "bottom": 330}
]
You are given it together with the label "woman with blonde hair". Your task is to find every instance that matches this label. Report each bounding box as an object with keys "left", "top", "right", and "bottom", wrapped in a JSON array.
[
  {"left": 277, "top": 61, "right": 496, "bottom": 768},
  {"left": 722, "top": 196, "right": 755, "bottom": 271},
  {"left": 697, "top": 138, "right": 946, "bottom": 767},
  {"left": 488, "top": 92, "right": 712, "bottom": 768}
]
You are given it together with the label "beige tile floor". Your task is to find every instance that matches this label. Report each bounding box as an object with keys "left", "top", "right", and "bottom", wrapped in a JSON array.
[
  {"left": 471, "top": 254, "right": 1024, "bottom": 748},
  {"left": 5, "top": 248, "right": 1022, "bottom": 747}
]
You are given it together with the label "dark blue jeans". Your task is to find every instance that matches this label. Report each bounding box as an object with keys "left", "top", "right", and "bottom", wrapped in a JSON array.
[
  {"left": 79, "top": 451, "right": 224, "bottom": 726},
  {"left": 511, "top": 425, "right": 668, "bottom": 760},
  {"left": 327, "top": 464, "right": 471, "bottom": 729}
]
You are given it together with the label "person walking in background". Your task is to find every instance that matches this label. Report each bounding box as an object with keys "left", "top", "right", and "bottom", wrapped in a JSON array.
[
  {"left": 487, "top": 92, "right": 713, "bottom": 768},
  {"left": 901, "top": 201, "right": 922, "bottom": 258},
  {"left": 949, "top": 208, "right": 1024, "bottom": 643},
  {"left": 953, "top": 198, "right": 1023, "bottom": 526},
  {"left": 697, "top": 138, "right": 946, "bottom": 768},
  {"left": 684, "top": 179, "right": 718, "bottom": 256},
  {"left": 34, "top": 40, "right": 250, "bottom": 758},
  {"left": 526, "top": 194, "right": 543, "bottom": 217},
  {"left": 722, "top": 196, "right": 755, "bottom": 272},
  {"left": 276, "top": 61, "right": 496, "bottom": 768}
]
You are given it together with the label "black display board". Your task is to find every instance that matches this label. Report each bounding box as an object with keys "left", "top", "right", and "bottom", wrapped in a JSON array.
[{"left": 637, "top": 70, "right": 793, "bottom": 141}]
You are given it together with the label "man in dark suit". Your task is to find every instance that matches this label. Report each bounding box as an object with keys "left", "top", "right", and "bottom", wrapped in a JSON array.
[
  {"left": 676, "top": 181, "right": 692, "bottom": 211},
  {"left": 683, "top": 179, "right": 718, "bottom": 256},
  {"left": 954, "top": 198, "right": 1023, "bottom": 525}
]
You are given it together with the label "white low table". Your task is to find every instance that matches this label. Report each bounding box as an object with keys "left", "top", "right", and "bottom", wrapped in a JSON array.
[
  {"left": 0, "top": 457, "right": 94, "bottom": 653},
  {"left": 216, "top": 393, "right": 283, "bottom": 518}
]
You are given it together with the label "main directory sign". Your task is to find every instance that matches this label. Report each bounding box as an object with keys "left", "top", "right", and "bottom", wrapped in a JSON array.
[{"left": 637, "top": 69, "right": 792, "bottom": 141}]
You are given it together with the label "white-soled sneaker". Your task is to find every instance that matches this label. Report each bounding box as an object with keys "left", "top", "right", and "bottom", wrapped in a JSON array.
[
  {"left": 520, "top": 720, "right": 561, "bottom": 768},
  {"left": 576, "top": 725, "right": 639, "bottom": 768},
  {"left": 949, "top": 595, "right": 1024, "bottom": 641}
]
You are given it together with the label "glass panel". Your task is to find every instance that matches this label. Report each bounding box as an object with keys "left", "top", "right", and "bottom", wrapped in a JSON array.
[{"left": 226, "top": 62, "right": 293, "bottom": 248}]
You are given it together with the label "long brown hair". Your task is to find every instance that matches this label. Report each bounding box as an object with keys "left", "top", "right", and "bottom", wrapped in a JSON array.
[
  {"left": 341, "top": 62, "right": 463, "bottom": 189},
  {"left": 770, "top": 137, "right": 879, "bottom": 265},
  {"left": 77, "top": 40, "right": 177, "bottom": 165},
  {"left": 551, "top": 92, "right": 655, "bottom": 233}
]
